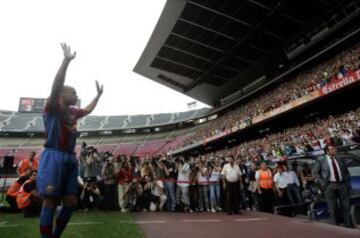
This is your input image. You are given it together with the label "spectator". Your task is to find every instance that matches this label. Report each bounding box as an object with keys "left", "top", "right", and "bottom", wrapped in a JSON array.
[
  {"left": 256, "top": 162, "right": 274, "bottom": 213},
  {"left": 80, "top": 178, "right": 102, "bottom": 212},
  {"left": 312, "top": 143, "right": 352, "bottom": 228},
  {"left": 247, "top": 162, "right": 259, "bottom": 211},
  {"left": 1, "top": 168, "right": 32, "bottom": 213},
  {"left": 284, "top": 163, "right": 302, "bottom": 215},
  {"left": 197, "top": 160, "right": 210, "bottom": 212},
  {"left": 273, "top": 165, "right": 288, "bottom": 213},
  {"left": 209, "top": 158, "right": 222, "bottom": 212},
  {"left": 81, "top": 146, "right": 101, "bottom": 182},
  {"left": 101, "top": 155, "right": 117, "bottom": 210},
  {"left": 16, "top": 171, "right": 42, "bottom": 217},
  {"left": 221, "top": 156, "right": 242, "bottom": 215},
  {"left": 17, "top": 151, "right": 38, "bottom": 176},
  {"left": 189, "top": 165, "right": 199, "bottom": 213},
  {"left": 159, "top": 157, "right": 176, "bottom": 212},
  {"left": 125, "top": 178, "right": 143, "bottom": 212},
  {"left": 117, "top": 161, "right": 132, "bottom": 213},
  {"left": 175, "top": 157, "right": 191, "bottom": 212}
]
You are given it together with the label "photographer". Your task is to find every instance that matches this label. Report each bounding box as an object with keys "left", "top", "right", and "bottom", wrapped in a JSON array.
[
  {"left": 209, "top": 158, "right": 222, "bottom": 212},
  {"left": 197, "top": 159, "right": 210, "bottom": 212},
  {"left": 189, "top": 163, "right": 199, "bottom": 212},
  {"left": 141, "top": 174, "right": 167, "bottom": 211},
  {"left": 117, "top": 161, "right": 132, "bottom": 212},
  {"left": 80, "top": 178, "right": 102, "bottom": 212},
  {"left": 101, "top": 154, "right": 117, "bottom": 210},
  {"left": 114, "top": 154, "right": 126, "bottom": 172},
  {"left": 140, "top": 160, "right": 152, "bottom": 179},
  {"left": 81, "top": 145, "right": 101, "bottom": 182},
  {"left": 124, "top": 178, "right": 143, "bottom": 212},
  {"left": 175, "top": 156, "right": 191, "bottom": 212},
  {"left": 1, "top": 168, "right": 32, "bottom": 213},
  {"left": 129, "top": 156, "right": 141, "bottom": 179},
  {"left": 158, "top": 157, "right": 176, "bottom": 212},
  {"left": 16, "top": 171, "right": 42, "bottom": 217}
]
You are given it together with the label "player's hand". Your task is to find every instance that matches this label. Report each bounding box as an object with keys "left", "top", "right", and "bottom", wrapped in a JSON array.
[
  {"left": 96, "top": 80, "right": 104, "bottom": 96},
  {"left": 61, "top": 43, "right": 76, "bottom": 61}
]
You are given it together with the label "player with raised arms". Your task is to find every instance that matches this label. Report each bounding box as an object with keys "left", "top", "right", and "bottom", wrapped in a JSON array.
[{"left": 37, "top": 43, "right": 103, "bottom": 238}]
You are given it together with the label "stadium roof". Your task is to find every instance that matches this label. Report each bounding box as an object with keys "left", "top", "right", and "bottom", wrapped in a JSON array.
[{"left": 134, "top": 0, "right": 360, "bottom": 106}]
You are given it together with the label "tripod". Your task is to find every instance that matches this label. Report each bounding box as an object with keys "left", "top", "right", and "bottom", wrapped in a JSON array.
[{"left": 0, "top": 170, "right": 9, "bottom": 202}]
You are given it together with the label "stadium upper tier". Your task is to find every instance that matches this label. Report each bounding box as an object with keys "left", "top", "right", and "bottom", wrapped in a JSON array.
[{"left": 0, "top": 108, "right": 209, "bottom": 132}]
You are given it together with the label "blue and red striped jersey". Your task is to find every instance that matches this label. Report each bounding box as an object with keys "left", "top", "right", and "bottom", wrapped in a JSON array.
[{"left": 43, "top": 101, "right": 85, "bottom": 153}]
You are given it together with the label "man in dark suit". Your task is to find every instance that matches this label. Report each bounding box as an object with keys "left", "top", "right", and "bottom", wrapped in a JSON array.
[{"left": 312, "top": 144, "right": 352, "bottom": 227}]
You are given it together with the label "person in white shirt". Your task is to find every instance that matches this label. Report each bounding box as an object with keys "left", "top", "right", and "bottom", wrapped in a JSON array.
[
  {"left": 283, "top": 164, "right": 301, "bottom": 206},
  {"left": 209, "top": 159, "right": 222, "bottom": 212},
  {"left": 273, "top": 165, "right": 289, "bottom": 211},
  {"left": 175, "top": 157, "right": 191, "bottom": 212},
  {"left": 221, "top": 156, "right": 242, "bottom": 215},
  {"left": 197, "top": 160, "right": 210, "bottom": 212},
  {"left": 150, "top": 178, "right": 167, "bottom": 211}
]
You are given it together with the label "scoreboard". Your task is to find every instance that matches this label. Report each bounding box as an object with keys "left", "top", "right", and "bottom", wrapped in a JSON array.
[
  {"left": 18, "top": 97, "right": 81, "bottom": 113},
  {"left": 18, "top": 98, "right": 47, "bottom": 113}
]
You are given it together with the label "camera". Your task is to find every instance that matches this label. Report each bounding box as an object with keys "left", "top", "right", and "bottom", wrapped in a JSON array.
[
  {"left": 206, "top": 161, "right": 214, "bottom": 168},
  {"left": 175, "top": 157, "right": 185, "bottom": 164}
]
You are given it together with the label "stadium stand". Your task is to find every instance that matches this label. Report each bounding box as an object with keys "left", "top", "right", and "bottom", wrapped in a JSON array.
[
  {"left": 173, "top": 110, "right": 197, "bottom": 122},
  {"left": 126, "top": 115, "right": 150, "bottom": 128},
  {"left": 79, "top": 116, "right": 107, "bottom": 130},
  {"left": 174, "top": 43, "right": 360, "bottom": 149},
  {"left": 26, "top": 117, "right": 44, "bottom": 131},
  {"left": 0, "top": 108, "right": 209, "bottom": 132},
  {"left": 1, "top": 113, "right": 37, "bottom": 131},
  {"left": 102, "top": 115, "right": 128, "bottom": 129},
  {"left": 149, "top": 113, "right": 173, "bottom": 126}
]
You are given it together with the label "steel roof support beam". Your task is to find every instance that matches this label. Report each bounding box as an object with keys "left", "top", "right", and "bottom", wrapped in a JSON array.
[
  {"left": 178, "top": 18, "right": 238, "bottom": 41},
  {"left": 188, "top": 0, "right": 254, "bottom": 28},
  {"left": 170, "top": 33, "right": 225, "bottom": 53},
  {"left": 163, "top": 44, "right": 214, "bottom": 63},
  {"left": 184, "top": 1, "right": 285, "bottom": 92}
]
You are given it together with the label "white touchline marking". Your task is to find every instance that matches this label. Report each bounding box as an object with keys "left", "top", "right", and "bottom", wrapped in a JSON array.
[
  {"left": 0, "top": 221, "right": 19, "bottom": 228},
  {"left": 182, "top": 219, "right": 222, "bottom": 223},
  {"left": 235, "top": 218, "right": 268, "bottom": 222},
  {"left": 118, "top": 220, "right": 135, "bottom": 224},
  {"left": 68, "top": 222, "right": 103, "bottom": 226},
  {"left": 136, "top": 221, "right": 167, "bottom": 224}
]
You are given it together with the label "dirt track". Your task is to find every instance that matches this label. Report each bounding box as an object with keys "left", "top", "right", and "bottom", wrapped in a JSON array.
[{"left": 133, "top": 211, "right": 360, "bottom": 238}]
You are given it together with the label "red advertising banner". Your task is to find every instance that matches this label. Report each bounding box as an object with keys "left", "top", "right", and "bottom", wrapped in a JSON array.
[
  {"left": 252, "top": 90, "right": 321, "bottom": 124},
  {"left": 171, "top": 69, "right": 360, "bottom": 154},
  {"left": 320, "top": 69, "right": 360, "bottom": 95}
]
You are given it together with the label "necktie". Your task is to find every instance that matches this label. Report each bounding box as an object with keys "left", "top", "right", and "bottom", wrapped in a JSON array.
[{"left": 330, "top": 157, "right": 340, "bottom": 182}]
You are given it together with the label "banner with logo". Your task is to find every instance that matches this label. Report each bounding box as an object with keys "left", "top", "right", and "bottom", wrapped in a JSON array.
[
  {"left": 320, "top": 69, "right": 360, "bottom": 95},
  {"left": 252, "top": 90, "right": 320, "bottom": 124}
]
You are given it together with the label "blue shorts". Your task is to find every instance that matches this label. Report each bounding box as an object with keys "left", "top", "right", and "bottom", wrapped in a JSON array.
[{"left": 37, "top": 148, "right": 78, "bottom": 198}]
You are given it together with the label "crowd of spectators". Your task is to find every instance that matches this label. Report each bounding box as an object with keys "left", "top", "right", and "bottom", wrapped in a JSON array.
[
  {"left": 63, "top": 103, "right": 360, "bottom": 216},
  {"left": 180, "top": 43, "right": 360, "bottom": 147},
  {"left": 208, "top": 107, "right": 360, "bottom": 163},
  {"left": 1, "top": 106, "right": 359, "bottom": 230}
]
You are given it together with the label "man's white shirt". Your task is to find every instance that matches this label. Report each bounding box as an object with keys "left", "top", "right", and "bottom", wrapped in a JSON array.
[{"left": 221, "top": 163, "right": 242, "bottom": 182}]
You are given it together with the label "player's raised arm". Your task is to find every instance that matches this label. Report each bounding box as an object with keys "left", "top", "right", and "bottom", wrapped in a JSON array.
[
  {"left": 83, "top": 80, "right": 104, "bottom": 116},
  {"left": 48, "top": 43, "right": 76, "bottom": 106}
]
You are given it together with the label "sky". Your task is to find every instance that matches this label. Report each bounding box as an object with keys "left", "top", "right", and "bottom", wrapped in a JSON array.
[{"left": 0, "top": 0, "right": 209, "bottom": 116}]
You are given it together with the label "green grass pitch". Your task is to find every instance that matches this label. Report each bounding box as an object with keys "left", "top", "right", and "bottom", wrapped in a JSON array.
[{"left": 0, "top": 211, "right": 144, "bottom": 238}]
